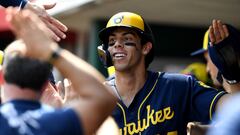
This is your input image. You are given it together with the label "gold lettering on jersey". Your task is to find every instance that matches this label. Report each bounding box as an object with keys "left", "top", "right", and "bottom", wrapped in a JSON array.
[{"left": 119, "top": 105, "right": 174, "bottom": 134}]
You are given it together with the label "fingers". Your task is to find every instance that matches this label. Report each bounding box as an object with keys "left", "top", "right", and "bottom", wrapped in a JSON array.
[
  {"left": 187, "top": 122, "right": 194, "bottom": 135},
  {"left": 6, "top": 7, "right": 24, "bottom": 37},
  {"left": 42, "top": 2, "right": 68, "bottom": 39},
  {"left": 63, "top": 79, "right": 69, "bottom": 102},
  {"left": 41, "top": 18, "right": 61, "bottom": 42},
  {"left": 41, "top": 83, "right": 54, "bottom": 103},
  {"left": 41, "top": 82, "right": 64, "bottom": 108},
  {"left": 56, "top": 81, "right": 65, "bottom": 102},
  {"left": 64, "top": 78, "right": 75, "bottom": 102},
  {"left": 217, "top": 20, "right": 226, "bottom": 39},
  {"left": 56, "top": 81, "right": 63, "bottom": 94},
  {"left": 187, "top": 122, "right": 208, "bottom": 135},
  {"left": 209, "top": 19, "right": 229, "bottom": 45},
  {"left": 43, "top": 3, "right": 56, "bottom": 10},
  {"left": 64, "top": 78, "right": 72, "bottom": 95},
  {"left": 8, "top": 4, "right": 68, "bottom": 43},
  {"left": 42, "top": 17, "right": 67, "bottom": 41},
  {"left": 26, "top": 2, "right": 68, "bottom": 41},
  {"left": 6, "top": 7, "right": 58, "bottom": 60},
  {"left": 209, "top": 25, "right": 215, "bottom": 45},
  {"left": 48, "top": 16, "right": 68, "bottom": 33},
  {"left": 212, "top": 19, "right": 222, "bottom": 42},
  {"left": 223, "top": 25, "right": 229, "bottom": 37}
]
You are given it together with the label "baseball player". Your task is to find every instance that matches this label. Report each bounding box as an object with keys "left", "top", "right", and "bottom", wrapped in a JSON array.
[
  {"left": 97, "top": 12, "right": 228, "bottom": 135},
  {"left": 191, "top": 30, "right": 223, "bottom": 89},
  {"left": 206, "top": 20, "right": 240, "bottom": 135}
]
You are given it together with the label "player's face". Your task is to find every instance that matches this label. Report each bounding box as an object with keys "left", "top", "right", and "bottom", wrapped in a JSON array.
[
  {"left": 204, "top": 52, "right": 221, "bottom": 87},
  {"left": 107, "top": 27, "right": 144, "bottom": 71}
]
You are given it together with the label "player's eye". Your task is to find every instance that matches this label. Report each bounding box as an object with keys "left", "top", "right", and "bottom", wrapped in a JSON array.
[
  {"left": 108, "top": 38, "right": 116, "bottom": 46},
  {"left": 108, "top": 42, "right": 115, "bottom": 46},
  {"left": 124, "top": 36, "right": 133, "bottom": 41}
]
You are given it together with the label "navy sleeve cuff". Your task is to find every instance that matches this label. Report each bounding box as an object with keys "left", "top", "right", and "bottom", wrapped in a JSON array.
[{"left": 0, "top": 0, "right": 28, "bottom": 8}]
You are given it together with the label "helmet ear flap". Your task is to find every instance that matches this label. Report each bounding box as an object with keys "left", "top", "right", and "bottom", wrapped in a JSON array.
[{"left": 97, "top": 44, "right": 113, "bottom": 67}]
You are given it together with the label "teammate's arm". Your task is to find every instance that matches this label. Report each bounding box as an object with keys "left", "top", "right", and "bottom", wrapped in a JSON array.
[{"left": 7, "top": 8, "right": 117, "bottom": 135}]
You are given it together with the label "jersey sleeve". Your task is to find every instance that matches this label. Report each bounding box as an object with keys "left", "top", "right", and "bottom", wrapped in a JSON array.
[
  {"left": 39, "top": 108, "right": 83, "bottom": 135},
  {"left": 0, "top": 0, "right": 27, "bottom": 8},
  {"left": 188, "top": 77, "right": 226, "bottom": 123}
]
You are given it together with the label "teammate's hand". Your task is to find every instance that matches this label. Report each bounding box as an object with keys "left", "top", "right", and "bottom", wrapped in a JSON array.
[
  {"left": 24, "top": 2, "right": 68, "bottom": 42},
  {"left": 41, "top": 81, "right": 64, "bottom": 108},
  {"left": 187, "top": 122, "right": 209, "bottom": 135},
  {"left": 6, "top": 7, "right": 58, "bottom": 61},
  {"left": 209, "top": 19, "right": 229, "bottom": 45},
  {"left": 62, "top": 78, "right": 81, "bottom": 105}
]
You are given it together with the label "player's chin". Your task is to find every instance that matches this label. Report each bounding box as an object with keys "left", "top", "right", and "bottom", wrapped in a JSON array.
[{"left": 113, "top": 63, "right": 128, "bottom": 71}]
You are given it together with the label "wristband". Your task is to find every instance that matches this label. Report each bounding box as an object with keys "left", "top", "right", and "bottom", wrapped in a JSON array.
[
  {"left": 48, "top": 47, "right": 62, "bottom": 64},
  {"left": 20, "top": 0, "right": 28, "bottom": 9}
]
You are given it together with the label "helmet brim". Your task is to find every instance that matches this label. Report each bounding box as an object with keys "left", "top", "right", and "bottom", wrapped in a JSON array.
[
  {"left": 98, "top": 25, "right": 144, "bottom": 44},
  {"left": 190, "top": 48, "right": 207, "bottom": 56}
]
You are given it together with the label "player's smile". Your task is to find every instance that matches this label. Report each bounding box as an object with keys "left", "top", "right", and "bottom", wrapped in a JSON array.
[{"left": 113, "top": 52, "right": 127, "bottom": 60}]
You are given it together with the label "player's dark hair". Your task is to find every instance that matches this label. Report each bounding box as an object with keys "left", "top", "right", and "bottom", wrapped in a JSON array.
[{"left": 3, "top": 54, "right": 52, "bottom": 91}]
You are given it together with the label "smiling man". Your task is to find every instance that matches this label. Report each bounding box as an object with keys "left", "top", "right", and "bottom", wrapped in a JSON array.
[{"left": 97, "top": 12, "right": 228, "bottom": 135}]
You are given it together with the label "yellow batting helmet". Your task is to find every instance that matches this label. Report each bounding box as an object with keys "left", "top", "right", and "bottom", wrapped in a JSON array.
[
  {"left": 181, "top": 62, "right": 211, "bottom": 85},
  {"left": 191, "top": 30, "right": 210, "bottom": 56}
]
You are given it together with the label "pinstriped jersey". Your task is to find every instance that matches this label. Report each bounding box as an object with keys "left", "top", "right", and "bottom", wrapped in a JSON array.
[{"left": 107, "top": 71, "right": 226, "bottom": 135}]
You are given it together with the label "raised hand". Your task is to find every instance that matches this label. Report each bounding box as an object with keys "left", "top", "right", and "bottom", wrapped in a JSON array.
[
  {"left": 41, "top": 81, "right": 64, "bottom": 108},
  {"left": 24, "top": 2, "right": 68, "bottom": 42},
  {"left": 209, "top": 19, "right": 229, "bottom": 45},
  {"left": 6, "top": 7, "right": 58, "bottom": 61}
]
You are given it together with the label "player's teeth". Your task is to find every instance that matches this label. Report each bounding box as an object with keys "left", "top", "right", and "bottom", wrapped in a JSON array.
[{"left": 115, "top": 54, "right": 125, "bottom": 57}]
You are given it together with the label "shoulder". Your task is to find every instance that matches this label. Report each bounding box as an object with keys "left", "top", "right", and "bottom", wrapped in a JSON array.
[
  {"left": 208, "top": 94, "right": 240, "bottom": 135},
  {"left": 217, "top": 94, "right": 240, "bottom": 117},
  {"left": 40, "top": 107, "right": 83, "bottom": 134}
]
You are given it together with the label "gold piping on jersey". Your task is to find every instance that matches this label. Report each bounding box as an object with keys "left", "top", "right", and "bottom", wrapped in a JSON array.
[
  {"left": 117, "top": 103, "right": 127, "bottom": 126},
  {"left": 117, "top": 72, "right": 161, "bottom": 135},
  {"left": 116, "top": 72, "right": 176, "bottom": 134},
  {"left": 138, "top": 72, "right": 161, "bottom": 120},
  {"left": 209, "top": 91, "right": 225, "bottom": 120}
]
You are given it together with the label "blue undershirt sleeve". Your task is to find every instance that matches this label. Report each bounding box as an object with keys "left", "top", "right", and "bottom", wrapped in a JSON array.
[{"left": 0, "top": 0, "right": 28, "bottom": 9}]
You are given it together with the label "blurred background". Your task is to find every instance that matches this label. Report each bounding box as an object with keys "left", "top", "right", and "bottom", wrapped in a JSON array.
[{"left": 1, "top": 0, "right": 239, "bottom": 77}]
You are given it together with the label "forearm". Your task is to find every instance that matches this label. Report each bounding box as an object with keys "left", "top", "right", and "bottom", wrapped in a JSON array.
[
  {"left": 49, "top": 47, "right": 115, "bottom": 105},
  {"left": 52, "top": 48, "right": 117, "bottom": 135},
  {"left": 53, "top": 49, "right": 105, "bottom": 90},
  {"left": 0, "top": 0, "right": 27, "bottom": 8}
]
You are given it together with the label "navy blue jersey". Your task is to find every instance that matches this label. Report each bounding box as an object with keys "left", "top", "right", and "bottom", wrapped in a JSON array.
[
  {"left": 107, "top": 71, "right": 226, "bottom": 135},
  {"left": 0, "top": 100, "right": 83, "bottom": 135},
  {"left": 0, "top": 0, "right": 27, "bottom": 8}
]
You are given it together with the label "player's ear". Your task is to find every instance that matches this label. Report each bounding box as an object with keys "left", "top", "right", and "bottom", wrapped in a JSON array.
[{"left": 142, "top": 42, "right": 152, "bottom": 55}]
